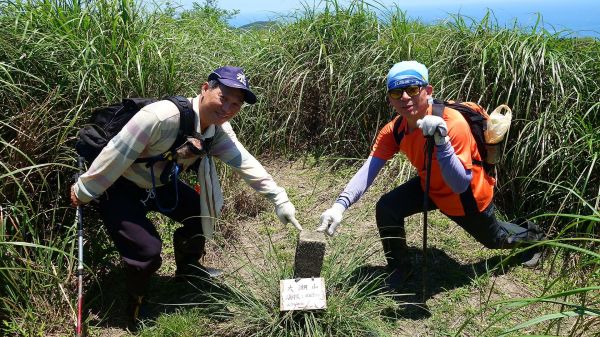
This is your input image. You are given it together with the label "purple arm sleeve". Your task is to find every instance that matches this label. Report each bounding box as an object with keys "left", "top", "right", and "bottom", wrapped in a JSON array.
[
  {"left": 436, "top": 142, "right": 472, "bottom": 193},
  {"left": 335, "top": 156, "right": 387, "bottom": 209}
]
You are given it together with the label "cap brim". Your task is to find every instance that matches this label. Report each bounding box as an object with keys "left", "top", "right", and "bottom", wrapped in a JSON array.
[
  {"left": 210, "top": 76, "right": 257, "bottom": 104},
  {"left": 387, "top": 77, "right": 428, "bottom": 91}
]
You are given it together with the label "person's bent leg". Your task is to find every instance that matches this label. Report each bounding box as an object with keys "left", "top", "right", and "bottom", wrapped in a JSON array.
[
  {"left": 99, "top": 178, "right": 163, "bottom": 294},
  {"left": 376, "top": 176, "right": 436, "bottom": 271},
  {"left": 448, "top": 204, "right": 546, "bottom": 267},
  {"left": 98, "top": 178, "right": 162, "bottom": 326},
  {"left": 154, "top": 179, "right": 208, "bottom": 278},
  {"left": 448, "top": 203, "right": 545, "bottom": 249}
]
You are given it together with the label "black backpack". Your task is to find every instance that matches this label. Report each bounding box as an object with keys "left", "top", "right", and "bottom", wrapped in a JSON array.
[
  {"left": 75, "top": 96, "right": 211, "bottom": 212},
  {"left": 431, "top": 99, "right": 494, "bottom": 175},
  {"left": 75, "top": 96, "right": 196, "bottom": 165}
]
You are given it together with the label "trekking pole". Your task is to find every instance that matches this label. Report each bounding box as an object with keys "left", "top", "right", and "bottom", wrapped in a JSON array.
[
  {"left": 422, "top": 136, "right": 434, "bottom": 303},
  {"left": 75, "top": 156, "right": 84, "bottom": 337}
]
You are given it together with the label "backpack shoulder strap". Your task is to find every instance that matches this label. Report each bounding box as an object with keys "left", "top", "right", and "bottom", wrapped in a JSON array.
[
  {"left": 165, "top": 95, "right": 214, "bottom": 154},
  {"left": 164, "top": 95, "right": 195, "bottom": 140},
  {"left": 432, "top": 100, "right": 445, "bottom": 118},
  {"left": 122, "top": 97, "right": 159, "bottom": 111},
  {"left": 437, "top": 99, "right": 489, "bottom": 170},
  {"left": 392, "top": 115, "right": 405, "bottom": 145},
  {"left": 134, "top": 96, "right": 194, "bottom": 165}
]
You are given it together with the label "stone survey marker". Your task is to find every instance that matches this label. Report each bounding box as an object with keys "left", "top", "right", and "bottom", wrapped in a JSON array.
[
  {"left": 279, "top": 231, "right": 328, "bottom": 311},
  {"left": 293, "top": 231, "right": 326, "bottom": 278}
]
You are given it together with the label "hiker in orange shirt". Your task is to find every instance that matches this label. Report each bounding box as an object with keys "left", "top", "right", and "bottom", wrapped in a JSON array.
[{"left": 317, "top": 61, "right": 545, "bottom": 290}]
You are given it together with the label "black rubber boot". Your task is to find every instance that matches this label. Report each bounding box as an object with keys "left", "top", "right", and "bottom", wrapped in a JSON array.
[
  {"left": 377, "top": 223, "right": 413, "bottom": 291},
  {"left": 522, "top": 220, "right": 546, "bottom": 268},
  {"left": 123, "top": 260, "right": 158, "bottom": 331},
  {"left": 173, "top": 227, "right": 209, "bottom": 280},
  {"left": 509, "top": 218, "right": 547, "bottom": 268},
  {"left": 377, "top": 222, "right": 410, "bottom": 271},
  {"left": 384, "top": 260, "right": 414, "bottom": 291},
  {"left": 508, "top": 218, "right": 546, "bottom": 242}
]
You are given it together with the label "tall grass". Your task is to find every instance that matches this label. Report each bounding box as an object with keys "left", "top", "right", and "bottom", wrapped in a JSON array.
[
  {"left": 199, "top": 234, "right": 400, "bottom": 337},
  {"left": 0, "top": 0, "right": 598, "bottom": 335},
  {"left": 454, "top": 189, "right": 599, "bottom": 336},
  {"left": 236, "top": 1, "right": 389, "bottom": 156},
  {"left": 0, "top": 0, "right": 246, "bottom": 333}
]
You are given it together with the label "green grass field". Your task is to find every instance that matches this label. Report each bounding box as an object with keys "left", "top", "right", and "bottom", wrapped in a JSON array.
[{"left": 0, "top": 0, "right": 598, "bottom": 336}]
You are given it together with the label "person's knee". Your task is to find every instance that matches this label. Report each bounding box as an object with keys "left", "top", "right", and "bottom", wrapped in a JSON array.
[
  {"left": 148, "top": 255, "right": 162, "bottom": 273},
  {"left": 134, "top": 237, "right": 162, "bottom": 271},
  {"left": 135, "top": 250, "right": 162, "bottom": 275},
  {"left": 138, "top": 237, "right": 162, "bottom": 261},
  {"left": 111, "top": 220, "right": 163, "bottom": 270},
  {"left": 375, "top": 194, "right": 395, "bottom": 222}
]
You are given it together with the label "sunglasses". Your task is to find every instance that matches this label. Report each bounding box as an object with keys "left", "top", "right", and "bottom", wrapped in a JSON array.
[{"left": 388, "top": 85, "right": 422, "bottom": 99}]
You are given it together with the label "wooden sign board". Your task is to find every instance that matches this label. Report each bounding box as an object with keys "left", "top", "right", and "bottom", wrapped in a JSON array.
[{"left": 280, "top": 277, "right": 327, "bottom": 311}]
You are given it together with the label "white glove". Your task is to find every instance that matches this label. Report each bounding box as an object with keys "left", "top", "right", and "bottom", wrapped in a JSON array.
[
  {"left": 417, "top": 115, "right": 449, "bottom": 145},
  {"left": 275, "top": 201, "right": 303, "bottom": 231},
  {"left": 316, "top": 203, "right": 346, "bottom": 236}
]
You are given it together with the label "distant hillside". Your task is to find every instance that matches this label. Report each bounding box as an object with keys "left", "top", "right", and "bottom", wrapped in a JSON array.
[{"left": 237, "top": 20, "right": 279, "bottom": 30}]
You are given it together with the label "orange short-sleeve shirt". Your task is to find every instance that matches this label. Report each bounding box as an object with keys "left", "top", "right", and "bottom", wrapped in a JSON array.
[{"left": 371, "top": 106, "right": 494, "bottom": 216}]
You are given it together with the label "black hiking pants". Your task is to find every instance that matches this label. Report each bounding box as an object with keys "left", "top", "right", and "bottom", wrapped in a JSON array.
[
  {"left": 98, "top": 177, "right": 205, "bottom": 297},
  {"left": 375, "top": 176, "right": 538, "bottom": 270}
]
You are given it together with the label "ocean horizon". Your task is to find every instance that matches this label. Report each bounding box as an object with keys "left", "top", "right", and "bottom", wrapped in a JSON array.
[
  {"left": 176, "top": 1, "right": 600, "bottom": 38},
  {"left": 232, "top": 9, "right": 597, "bottom": 38}
]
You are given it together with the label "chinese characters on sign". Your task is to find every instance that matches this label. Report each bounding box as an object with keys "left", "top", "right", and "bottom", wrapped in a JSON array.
[{"left": 280, "top": 277, "right": 327, "bottom": 311}]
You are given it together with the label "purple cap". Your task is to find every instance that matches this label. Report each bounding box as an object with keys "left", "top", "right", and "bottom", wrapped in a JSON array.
[{"left": 208, "top": 66, "right": 257, "bottom": 104}]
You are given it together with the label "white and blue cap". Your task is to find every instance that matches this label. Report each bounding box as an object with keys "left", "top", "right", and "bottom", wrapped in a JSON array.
[{"left": 386, "top": 61, "right": 429, "bottom": 91}]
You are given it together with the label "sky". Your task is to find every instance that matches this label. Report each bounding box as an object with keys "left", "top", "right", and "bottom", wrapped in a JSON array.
[{"left": 176, "top": 0, "right": 599, "bottom": 37}]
